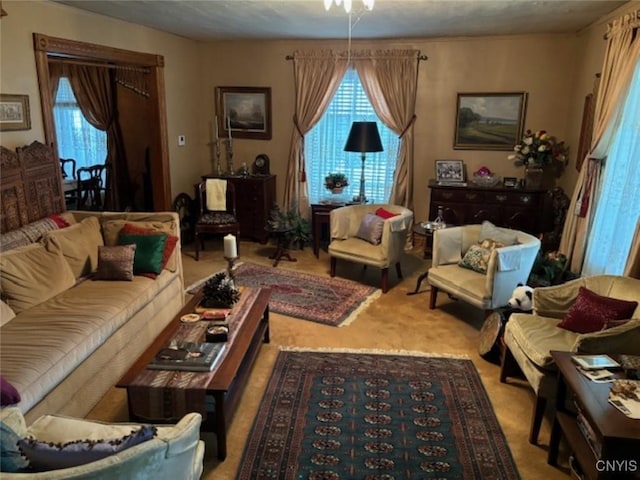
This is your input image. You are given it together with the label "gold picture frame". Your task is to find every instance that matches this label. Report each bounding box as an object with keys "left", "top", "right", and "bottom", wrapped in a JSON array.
[
  {"left": 0, "top": 94, "right": 31, "bottom": 131},
  {"left": 215, "top": 86, "right": 272, "bottom": 140},
  {"left": 454, "top": 92, "right": 527, "bottom": 151}
]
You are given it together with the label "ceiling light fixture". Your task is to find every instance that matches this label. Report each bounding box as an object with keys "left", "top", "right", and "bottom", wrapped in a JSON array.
[{"left": 324, "top": 0, "right": 374, "bottom": 14}]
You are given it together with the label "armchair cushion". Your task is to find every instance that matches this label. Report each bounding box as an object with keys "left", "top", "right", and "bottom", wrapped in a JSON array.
[
  {"left": 356, "top": 213, "right": 385, "bottom": 245},
  {"left": 557, "top": 286, "right": 638, "bottom": 334}
]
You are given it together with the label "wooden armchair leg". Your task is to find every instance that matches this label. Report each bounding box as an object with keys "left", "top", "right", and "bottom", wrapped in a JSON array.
[
  {"left": 395, "top": 262, "right": 403, "bottom": 279},
  {"left": 429, "top": 286, "right": 439, "bottom": 309},
  {"left": 529, "top": 395, "right": 546, "bottom": 445},
  {"left": 381, "top": 268, "right": 389, "bottom": 293},
  {"left": 330, "top": 257, "right": 337, "bottom": 277}
]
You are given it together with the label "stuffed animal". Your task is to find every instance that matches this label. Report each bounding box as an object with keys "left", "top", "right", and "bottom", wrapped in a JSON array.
[{"left": 508, "top": 284, "right": 534, "bottom": 312}]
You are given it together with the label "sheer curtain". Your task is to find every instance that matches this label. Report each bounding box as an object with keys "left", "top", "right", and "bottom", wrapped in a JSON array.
[{"left": 582, "top": 60, "right": 640, "bottom": 275}]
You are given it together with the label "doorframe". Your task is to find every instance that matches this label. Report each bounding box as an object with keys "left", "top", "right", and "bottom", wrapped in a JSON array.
[{"left": 33, "top": 33, "right": 172, "bottom": 211}]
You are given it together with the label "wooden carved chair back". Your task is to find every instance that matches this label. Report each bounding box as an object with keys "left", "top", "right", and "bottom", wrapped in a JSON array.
[
  {"left": 194, "top": 180, "right": 240, "bottom": 261},
  {"left": 60, "top": 158, "right": 76, "bottom": 179},
  {"left": 76, "top": 163, "right": 108, "bottom": 210}
]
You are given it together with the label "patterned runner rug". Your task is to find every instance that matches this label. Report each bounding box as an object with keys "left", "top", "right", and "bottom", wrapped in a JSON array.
[
  {"left": 186, "top": 263, "right": 380, "bottom": 327},
  {"left": 237, "top": 349, "right": 520, "bottom": 480}
]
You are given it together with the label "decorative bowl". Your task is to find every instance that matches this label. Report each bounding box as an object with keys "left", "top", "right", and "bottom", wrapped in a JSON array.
[{"left": 471, "top": 174, "right": 500, "bottom": 187}]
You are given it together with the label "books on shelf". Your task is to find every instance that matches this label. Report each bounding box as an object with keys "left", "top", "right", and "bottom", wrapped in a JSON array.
[
  {"left": 575, "top": 409, "right": 602, "bottom": 458},
  {"left": 572, "top": 354, "right": 621, "bottom": 371},
  {"left": 147, "top": 341, "right": 226, "bottom": 372}
]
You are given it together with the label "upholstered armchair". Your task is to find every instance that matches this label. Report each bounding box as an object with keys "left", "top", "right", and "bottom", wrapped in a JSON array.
[
  {"left": 428, "top": 223, "right": 541, "bottom": 315},
  {"left": 328, "top": 204, "right": 413, "bottom": 293},
  {"left": 0, "top": 407, "right": 204, "bottom": 478},
  {"left": 500, "top": 275, "right": 640, "bottom": 445}
]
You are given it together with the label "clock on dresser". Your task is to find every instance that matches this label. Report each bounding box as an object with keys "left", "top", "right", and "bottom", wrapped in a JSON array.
[{"left": 252, "top": 154, "right": 270, "bottom": 175}]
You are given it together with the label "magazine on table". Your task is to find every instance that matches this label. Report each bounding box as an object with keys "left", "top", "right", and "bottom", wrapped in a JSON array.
[{"left": 147, "top": 341, "right": 226, "bottom": 372}]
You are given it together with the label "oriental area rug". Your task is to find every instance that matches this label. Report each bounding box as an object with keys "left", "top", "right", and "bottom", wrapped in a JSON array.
[
  {"left": 236, "top": 349, "right": 520, "bottom": 480},
  {"left": 186, "top": 263, "right": 380, "bottom": 327}
]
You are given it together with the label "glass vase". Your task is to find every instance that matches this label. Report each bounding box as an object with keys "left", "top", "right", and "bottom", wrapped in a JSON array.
[{"left": 524, "top": 166, "right": 544, "bottom": 189}]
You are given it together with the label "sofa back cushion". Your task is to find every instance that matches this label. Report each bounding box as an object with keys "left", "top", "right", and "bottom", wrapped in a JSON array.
[
  {"left": 0, "top": 243, "right": 75, "bottom": 314},
  {"left": 42, "top": 217, "right": 104, "bottom": 279}
]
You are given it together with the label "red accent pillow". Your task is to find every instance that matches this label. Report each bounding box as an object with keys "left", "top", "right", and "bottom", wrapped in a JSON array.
[
  {"left": 375, "top": 207, "right": 399, "bottom": 219},
  {"left": 120, "top": 223, "right": 178, "bottom": 278},
  {"left": 1, "top": 375, "right": 20, "bottom": 406},
  {"left": 558, "top": 286, "right": 638, "bottom": 334}
]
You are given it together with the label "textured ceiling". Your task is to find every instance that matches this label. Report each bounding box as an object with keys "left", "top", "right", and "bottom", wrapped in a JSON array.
[{"left": 53, "top": 0, "right": 627, "bottom": 41}]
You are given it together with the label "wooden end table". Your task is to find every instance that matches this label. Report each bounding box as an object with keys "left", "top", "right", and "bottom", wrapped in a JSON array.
[
  {"left": 117, "top": 287, "right": 271, "bottom": 460},
  {"left": 548, "top": 351, "right": 640, "bottom": 479}
]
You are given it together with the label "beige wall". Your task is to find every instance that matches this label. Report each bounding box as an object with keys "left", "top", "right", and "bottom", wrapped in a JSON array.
[{"left": 2, "top": 0, "right": 636, "bottom": 222}]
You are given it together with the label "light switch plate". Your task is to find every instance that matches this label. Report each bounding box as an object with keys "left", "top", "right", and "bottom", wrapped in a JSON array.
[{"left": 178, "top": 135, "right": 186, "bottom": 146}]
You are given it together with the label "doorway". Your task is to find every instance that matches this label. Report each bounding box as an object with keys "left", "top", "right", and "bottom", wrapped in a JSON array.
[{"left": 33, "top": 33, "right": 172, "bottom": 211}]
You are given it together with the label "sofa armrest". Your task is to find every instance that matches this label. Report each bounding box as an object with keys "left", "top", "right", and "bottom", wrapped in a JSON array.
[
  {"left": 572, "top": 319, "right": 640, "bottom": 355},
  {"left": 380, "top": 209, "right": 413, "bottom": 258},
  {"left": 432, "top": 226, "right": 464, "bottom": 266},
  {"left": 532, "top": 276, "right": 588, "bottom": 318}
]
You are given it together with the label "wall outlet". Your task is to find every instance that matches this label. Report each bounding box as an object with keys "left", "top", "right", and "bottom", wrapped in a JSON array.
[{"left": 178, "top": 135, "right": 186, "bottom": 146}]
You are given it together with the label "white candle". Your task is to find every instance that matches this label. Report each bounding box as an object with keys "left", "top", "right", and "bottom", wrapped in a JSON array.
[
  {"left": 214, "top": 115, "right": 219, "bottom": 140},
  {"left": 223, "top": 234, "right": 237, "bottom": 258},
  {"left": 227, "top": 116, "right": 232, "bottom": 141}
]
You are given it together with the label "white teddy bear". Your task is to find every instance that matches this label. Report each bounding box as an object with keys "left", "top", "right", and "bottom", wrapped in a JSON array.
[{"left": 508, "top": 284, "right": 534, "bottom": 312}]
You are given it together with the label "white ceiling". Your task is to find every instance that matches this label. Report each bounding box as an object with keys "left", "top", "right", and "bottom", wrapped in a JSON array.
[{"left": 52, "top": 0, "right": 627, "bottom": 41}]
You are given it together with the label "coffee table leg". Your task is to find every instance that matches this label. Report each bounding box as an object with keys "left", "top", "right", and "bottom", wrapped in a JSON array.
[
  {"left": 213, "top": 391, "right": 227, "bottom": 460},
  {"left": 263, "top": 306, "right": 270, "bottom": 343}
]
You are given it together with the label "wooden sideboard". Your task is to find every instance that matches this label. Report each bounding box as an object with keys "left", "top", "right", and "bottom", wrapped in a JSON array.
[
  {"left": 428, "top": 180, "right": 553, "bottom": 235},
  {"left": 201, "top": 174, "right": 276, "bottom": 243}
]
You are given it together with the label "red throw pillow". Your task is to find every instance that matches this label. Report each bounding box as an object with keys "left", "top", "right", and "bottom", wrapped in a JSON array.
[
  {"left": 48, "top": 213, "right": 70, "bottom": 228},
  {"left": 557, "top": 286, "right": 638, "bottom": 334},
  {"left": 375, "top": 207, "right": 399, "bottom": 219},
  {"left": 120, "top": 223, "right": 178, "bottom": 278},
  {"left": 1, "top": 375, "right": 21, "bottom": 406}
]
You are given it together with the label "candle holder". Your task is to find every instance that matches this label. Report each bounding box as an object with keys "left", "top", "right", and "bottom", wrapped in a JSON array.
[
  {"left": 225, "top": 138, "right": 234, "bottom": 176},
  {"left": 224, "top": 255, "right": 238, "bottom": 287},
  {"left": 214, "top": 139, "right": 222, "bottom": 176}
]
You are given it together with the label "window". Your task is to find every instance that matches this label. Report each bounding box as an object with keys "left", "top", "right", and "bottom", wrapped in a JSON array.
[
  {"left": 54, "top": 77, "right": 107, "bottom": 171},
  {"left": 582, "top": 59, "right": 640, "bottom": 275},
  {"left": 305, "top": 68, "right": 399, "bottom": 204}
]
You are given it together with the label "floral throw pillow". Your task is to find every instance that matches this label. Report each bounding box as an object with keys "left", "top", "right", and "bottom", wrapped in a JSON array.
[
  {"left": 458, "top": 239, "right": 504, "bottom": 274},
  {"left": 557, "top": 286, "right": 638, "bottom": 334}
]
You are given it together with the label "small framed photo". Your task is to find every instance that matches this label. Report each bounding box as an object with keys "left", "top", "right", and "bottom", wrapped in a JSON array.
[
  {"left": 435, "top": 160, "right": 465, "bottom": 183},
  {"left": 503, "top": 177, "right": 518, "bottom": 188},
  {"left": 453, "top": 92, "right": 527, "bottom": 151},
  {"left": 215, "top": 86, "right": 271, "bottom": 140},
  {"left": 0, "top": 94, "right": 31, "bottom": 131}
]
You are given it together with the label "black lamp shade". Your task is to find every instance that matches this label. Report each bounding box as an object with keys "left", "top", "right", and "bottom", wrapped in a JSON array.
[{"left": 344, "top": 121, "right": 383, "bottom": 153}]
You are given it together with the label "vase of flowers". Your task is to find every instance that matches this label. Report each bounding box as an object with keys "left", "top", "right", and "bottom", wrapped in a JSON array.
[
  {"left": 509, "top": 129, "right": 569, "bottom": 188},
  {"left": 324, "top": 173, "right": 349, "bottom": 194}
]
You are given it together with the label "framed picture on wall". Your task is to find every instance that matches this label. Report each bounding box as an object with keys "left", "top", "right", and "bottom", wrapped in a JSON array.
[
  {"left": 0, "top": 94, "right": 31, "bottom": 131},
  {"left": 453, "top": 92, "right": 527, "bottom": 151},
  {"left": 215, "top": 86, "right": 272, "bottom": 140}
]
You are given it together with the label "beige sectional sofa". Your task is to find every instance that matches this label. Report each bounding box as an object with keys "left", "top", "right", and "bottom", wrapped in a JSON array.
[{"left": 0, "top": 211, "right": 185, "bottom": 424}]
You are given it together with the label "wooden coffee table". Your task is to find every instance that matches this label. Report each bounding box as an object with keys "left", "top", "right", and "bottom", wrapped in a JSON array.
[{"left": 117, "top": 287, "right": 271, "bottom": 460}]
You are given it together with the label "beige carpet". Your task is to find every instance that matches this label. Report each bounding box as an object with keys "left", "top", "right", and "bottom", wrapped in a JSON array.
[{"left": 87, "top": 238, "right": 571, "bottom": 479}]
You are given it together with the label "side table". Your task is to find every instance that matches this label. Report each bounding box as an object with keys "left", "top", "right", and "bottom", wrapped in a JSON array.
[
  {"left": 311, "top": 203, "right": 345, "bottom": 258},
  {"left": 267, "top": 227, "right": 297, "bottom": 267},
  {"left": 548, "top": 351, "right": 640, "bottom": 479}
]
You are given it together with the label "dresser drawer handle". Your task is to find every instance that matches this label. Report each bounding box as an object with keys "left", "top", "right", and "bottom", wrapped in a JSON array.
[
  {"left": 442, "top": 192, "right": 453, "bottom": 199},
  {"left": 521, "top": 195, "right": 532, "bottom": 203},
  {"left": 465, "top": 193, "right": 477, "bottom": 200},
  {"left": 496, "top": 195, "right": 507, "bottom": 202}
]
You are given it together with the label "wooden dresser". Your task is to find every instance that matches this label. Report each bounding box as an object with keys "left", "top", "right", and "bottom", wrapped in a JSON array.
[
  {"left": 201, "top": 174, "right": 276, "bottom": 242},
  {"left": 428, "top": 179, "right": 553, "bottom": 235}
]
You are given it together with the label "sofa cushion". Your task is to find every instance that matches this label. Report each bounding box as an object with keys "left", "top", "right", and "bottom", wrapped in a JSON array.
[
  {"left": 572, "top": 319, "right": 640, "bottom": 354},
  {"left": 1, "top": 300, "right": 16, "bottom": 327},
  {"left": 355, "top": 213, "right": 384, "bottom": 245},
  {"left": 18, "top": 421, "right": 156, "bottom": 472},
  {"left": 102, "top": 219, "right": 178, "bottom": 272},
  {"left": 42, "top": 217, "right": 104, "bottom": 279},
  {"left": 95, "top": 245, "right": 136, "bottom": 281},
  {"left": 558, "top": 286, "right": 638, "bottom": 334},
  {"left": 118, "top": 233, "right": 166, "bottom": 275},
  {"left": 1, "top": 376, "right": 21, "bottom": 406},
  {"left": 0, "top": 243, "right": 75, "bottom": 314},
  {"left": 0, "top": 214, "right": 75, "bottom": 254},
  {"left": 506, "top": 314, "right": 579, "bottom": 369}
]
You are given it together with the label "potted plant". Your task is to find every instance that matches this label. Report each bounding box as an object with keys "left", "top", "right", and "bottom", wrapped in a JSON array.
[
  {"left": 324, "top": 173, "right": 349, "bottom": 194},
  {"left": 508, "top": 129, "right": 569, "bottom": 188},
  {"left": 267, "top": 203, "right": 311, "bottom": 250}
]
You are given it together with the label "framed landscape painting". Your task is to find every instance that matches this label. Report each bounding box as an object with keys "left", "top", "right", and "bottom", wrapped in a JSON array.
[
  {"left": 215, "top": 86, "right": 271, "bottom": 140},
  {"left": 454, "top": 92, "right": 527, "bottom": 150}
]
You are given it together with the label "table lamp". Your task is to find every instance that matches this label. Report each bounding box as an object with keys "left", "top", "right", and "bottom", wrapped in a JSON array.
[{"left": 344, "top": 121, "right": 383, "bottom": 203}]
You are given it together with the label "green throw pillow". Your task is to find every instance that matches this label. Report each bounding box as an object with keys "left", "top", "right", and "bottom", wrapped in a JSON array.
[{"left": 117, "top": 233, "right": 167, "bottom": 275}]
